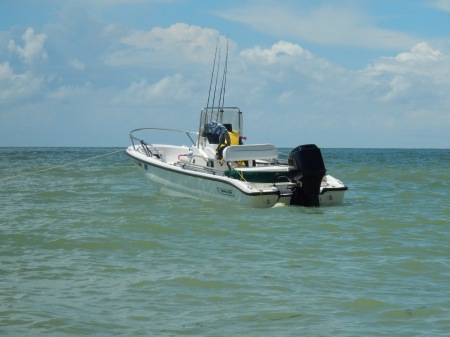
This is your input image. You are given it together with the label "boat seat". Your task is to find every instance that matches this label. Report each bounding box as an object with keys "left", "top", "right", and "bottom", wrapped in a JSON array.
[{"left": 222, "top": 144, "right": 277, "bottom": 161}]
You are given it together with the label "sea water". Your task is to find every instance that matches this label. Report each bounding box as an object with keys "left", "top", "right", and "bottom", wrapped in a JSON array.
[{"left": 0, "top": 147, "right": 449, "bottom": 336}]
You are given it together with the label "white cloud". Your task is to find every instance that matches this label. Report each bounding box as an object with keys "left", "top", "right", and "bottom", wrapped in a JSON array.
[
  {"left": 0, "top": 62, "right": 44, "bottom": 103},
  {"left": 222, "top": 39, "right": 450, "bottom": 147},
  {"left": 362, "top": 42, "right": 450, "bottom": 102},
  {"left": 278, "top": 90, "right": 294, "bottom": 104},
  {"left": 8, "top": 28, "right": 48, "bottom": 63},
  {"left": 105, "top": 23, "right": 229, "bottom": 67},
  {"left": 240, "top": 40, "right": 333, "bottom": 77},
  {"left": 1, "top": 0, "right": 449, "bottom": 148},
  {"left": 235, "top": 41, "right": 342, "bottom": 107},
  {"left": 218, "top": 2, "right": 419, "bottom": 50},
  {"left": 46, "top": 82, "right": 94, "bottom": 100},
  {"left": 114, "top": 73, "right": 195, "bottom": 104},
  {"left": 241, "top": 41, "right": 314, "bottom": 65},
  {"left": 429, "top": 0, "right": 450, "bottom": 11},
  {"left": 68, "top": 59, "right": 86, "bottom": 70},
  {"left": 395, "top": 42, "right": 444, "bottom": 62}
]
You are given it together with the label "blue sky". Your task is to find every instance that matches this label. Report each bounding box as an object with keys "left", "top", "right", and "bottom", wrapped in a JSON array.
[{"left": 1, "top": 0, "right": 450, "bottom": 148}]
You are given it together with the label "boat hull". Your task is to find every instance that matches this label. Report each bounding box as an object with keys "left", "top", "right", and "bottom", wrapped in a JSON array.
[
  {"left": 127, "top": 146, "right": 346, "bottom": 208},
  {"left": 127, "top": 148, "right": 281, "bottom": 208}
]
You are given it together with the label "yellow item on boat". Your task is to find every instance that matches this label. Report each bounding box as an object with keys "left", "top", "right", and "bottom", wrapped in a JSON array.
[{"left": 229, "top": 131, "right": 239, "bottom": 145}]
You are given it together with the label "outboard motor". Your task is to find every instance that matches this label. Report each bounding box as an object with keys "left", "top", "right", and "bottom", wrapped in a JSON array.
[{"left": 289, "top": 144, "right": 326, "bottom": 207}]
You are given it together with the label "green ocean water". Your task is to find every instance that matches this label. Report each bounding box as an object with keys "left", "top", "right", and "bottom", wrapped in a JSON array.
[{"left": 0, "top": 147, "right": 449, "bottom": 336}]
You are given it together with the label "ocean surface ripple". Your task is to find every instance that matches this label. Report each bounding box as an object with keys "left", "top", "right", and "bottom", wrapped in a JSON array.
[{"left": 1, "top": 147, "right": 449, "bottom": 336}]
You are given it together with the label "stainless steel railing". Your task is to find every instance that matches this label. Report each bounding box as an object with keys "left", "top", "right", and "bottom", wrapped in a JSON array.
[{"left": 129, "top": 128, "right": 198, "bottom": 160}]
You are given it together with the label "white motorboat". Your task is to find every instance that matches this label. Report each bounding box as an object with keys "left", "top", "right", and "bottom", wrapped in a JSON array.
[
  {"left": 126, "top": 42, "right": 347, "bottom": 208},
  {"left": 126, "top": 105, "right": 347, "bottom": 208}
]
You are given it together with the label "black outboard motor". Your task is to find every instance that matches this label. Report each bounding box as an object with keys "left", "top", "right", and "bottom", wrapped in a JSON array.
[{"left": 289, "top": 144, "right": 326, "bottom": 207}]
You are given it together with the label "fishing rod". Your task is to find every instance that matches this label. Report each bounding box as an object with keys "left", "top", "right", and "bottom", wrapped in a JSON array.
[
  {"left": 211, "top": 42, "right": 222, "bottom": 121},
  {"left": 218, "top": 36, "right": 229, "bottom": 117},
  {"left": 205, "top": 37, "right": 219, "bottom": 118},
  {"left": 205, "top": 35, "right": 229, "bottom": 123}
]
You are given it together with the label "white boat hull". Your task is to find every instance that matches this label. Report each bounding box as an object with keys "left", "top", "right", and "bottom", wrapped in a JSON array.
[
  {"left": 126, "top": 145, "right": 346, "bottom": 208},
  {"left": 127, "top": 147, "right": 280, "bottom": 208}
]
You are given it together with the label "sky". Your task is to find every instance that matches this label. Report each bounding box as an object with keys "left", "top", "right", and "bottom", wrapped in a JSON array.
[{"left": 1, "top": 0, "right": 450, "bottom": 148}]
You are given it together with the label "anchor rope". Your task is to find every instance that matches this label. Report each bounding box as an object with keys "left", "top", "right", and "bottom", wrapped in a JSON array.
[
  {"left": 0, "top": 148, "right": 125, "bottom": 182},
  {"left": 230, "top": 163, "right": 265, "bottom": 201}
]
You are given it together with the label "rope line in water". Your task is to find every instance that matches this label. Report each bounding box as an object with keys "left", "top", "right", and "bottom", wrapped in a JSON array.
[{"left": 0, "top": 148, "right": 125, "bottom": 182}]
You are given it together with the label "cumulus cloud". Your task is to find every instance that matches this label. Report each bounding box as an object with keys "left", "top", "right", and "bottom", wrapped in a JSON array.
[
  {"left": 8, "top": 28, "right": 48, "bottom": 63},
  {"left": 368, "top": 42, "right": 446, "bottom": 73},
  {"left": 241, "top": 41, "right": 314, "bottom": 65},
  {"left": 226, "top": 39, "right": 450, "bottom": 147},
  {"left": 114, "top": 73, "right": 195, "bottom": 104},
  {"left": 105, "top": 23, "right": 229, "bottom": 67},
  {"left": 362, "top": 42, "right": 450, "bottom": 102},
  {"left": 235, "top": 41, "right": 343, "bottom": 107},
  {"left": 0, "top": 62, "right": 44, "bottom": 103},
  {"left": 240, "top": 40, "right": 333, "bottom": 77},
  {"left": 1, "top": 0, "right": 449, "bottom": 147},
  {"left": 395, "top": 42, "right": 444, "bottom": 62},
  {"left": 1, "top": 28, "right": 50, "bottom": 104}
]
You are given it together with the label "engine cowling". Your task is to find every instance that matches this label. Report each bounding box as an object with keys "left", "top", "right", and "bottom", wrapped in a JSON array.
[{"left": 288, "top": 144, "right": 326, "bottom": 207}]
